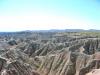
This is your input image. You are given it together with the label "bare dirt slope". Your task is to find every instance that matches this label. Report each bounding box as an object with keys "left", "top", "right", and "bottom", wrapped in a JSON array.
[{"left": 0, "top": 31, "right": 100, "bottom": 75}]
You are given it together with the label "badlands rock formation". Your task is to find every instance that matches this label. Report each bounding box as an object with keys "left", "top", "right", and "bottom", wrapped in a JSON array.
[
  {"left": 0, "top": 31, "right": 100, "bottom": 75},
  {"left": 86, "top": 69, "right": 100, "bottom": 75}
]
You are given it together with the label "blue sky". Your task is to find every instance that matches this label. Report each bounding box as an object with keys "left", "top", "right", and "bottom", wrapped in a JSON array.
[{"left": 0, "top": 0, "right": 100, "bottom": 31}]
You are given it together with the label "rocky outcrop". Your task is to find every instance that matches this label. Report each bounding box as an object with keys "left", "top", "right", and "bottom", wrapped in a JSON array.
[
  {"left": 37, "top": 50, "right": 100, "bottom": 75},
  {"left": 8, "top": 40, "right": 17, "bottom": 46},
  {"left": 86, "top": 69, "right": 100, "bottom": 75},
  {"left": 0, "top": 58, "right": 40, "bottom": 75},
  {"left": 0, "top": 31, "right": 100, "bottom": 75}
]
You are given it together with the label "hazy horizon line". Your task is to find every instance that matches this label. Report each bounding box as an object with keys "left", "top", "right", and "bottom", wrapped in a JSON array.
[{"left": 0, "top": 28, "right": 100, "bottom": 32}]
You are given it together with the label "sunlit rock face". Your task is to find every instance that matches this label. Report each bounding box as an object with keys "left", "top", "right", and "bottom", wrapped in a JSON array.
[
  {"left": 0, "top": 59, "right": 40, "bottom": 75},
  {"left": 86, "top": 69, "right": 100, "bottom": 75},
  {"left": 0, "top": 31, "right": 100, "bottom": 75},
  {"left": 1, "top": 69, "right": 40, "bottom": 75}
]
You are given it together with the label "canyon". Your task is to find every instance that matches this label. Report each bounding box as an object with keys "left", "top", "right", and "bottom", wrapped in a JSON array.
[{"left": 0, "top": 31, "right": 100, "bottom": 75}]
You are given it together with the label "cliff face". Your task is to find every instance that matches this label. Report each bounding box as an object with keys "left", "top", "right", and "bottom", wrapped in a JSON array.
[
  {"left": 0, "top": 32, "right": 100, "bottom": 75},
  {"left": 0, "top": 52, "right": 40, "bottom": 75},
  {"left": 37, "top": 51, "right": 100, "bottom": 75},
  {"left": 86, "top": 69, "right": 100, "bottom": 75}
]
